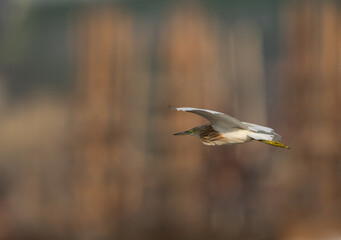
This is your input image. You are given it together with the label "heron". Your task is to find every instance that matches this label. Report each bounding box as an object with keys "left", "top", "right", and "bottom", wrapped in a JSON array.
[{"left": 171, "top": 106, "right": 290, "bottom": 149}]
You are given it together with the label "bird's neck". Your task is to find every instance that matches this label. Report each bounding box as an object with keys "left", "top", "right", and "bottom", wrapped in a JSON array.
[{"left": 198, "top": 125, "right": 217, "bottom": 137}]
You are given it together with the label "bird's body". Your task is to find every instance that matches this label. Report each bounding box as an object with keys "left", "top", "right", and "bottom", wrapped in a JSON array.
[
  {"left": 194, "top": 124, "right": 250, "bottom": 146},
  {"left": 171, "top": 107, "right": 290, "bottom": 149}
]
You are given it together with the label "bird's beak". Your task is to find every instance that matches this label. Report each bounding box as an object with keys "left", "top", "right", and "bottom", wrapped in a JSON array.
[{"left": 173, "top": 130, "right": 190, "bottom": 136}]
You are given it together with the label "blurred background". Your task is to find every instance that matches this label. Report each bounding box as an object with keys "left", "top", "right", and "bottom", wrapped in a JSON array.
[{"left": 0, "top": 0, "right": 341, "bottom": 239}]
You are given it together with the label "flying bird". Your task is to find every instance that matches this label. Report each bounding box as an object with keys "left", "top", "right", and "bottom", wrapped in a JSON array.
[{"left": 171, "top": 106, "right": 290, "bottom": 149}]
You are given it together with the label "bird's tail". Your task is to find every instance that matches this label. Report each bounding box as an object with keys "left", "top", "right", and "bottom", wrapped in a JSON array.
[{"left": 248, "top": 132, "right": 290, "bottom": 149}]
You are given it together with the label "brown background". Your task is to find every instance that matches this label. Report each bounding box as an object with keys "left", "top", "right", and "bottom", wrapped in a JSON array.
[{"left": 0, "top": 1, "right": 340, "bottom": 239}]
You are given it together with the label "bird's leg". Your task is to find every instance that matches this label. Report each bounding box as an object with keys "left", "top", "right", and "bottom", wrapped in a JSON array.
[{"left": 258, "top": 140, "right": 290, "bottom": 149}]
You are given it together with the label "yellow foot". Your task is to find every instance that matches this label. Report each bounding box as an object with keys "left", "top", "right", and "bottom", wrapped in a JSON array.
[{"left": 259, "top": 140, "right": 290, "bottom": 149}]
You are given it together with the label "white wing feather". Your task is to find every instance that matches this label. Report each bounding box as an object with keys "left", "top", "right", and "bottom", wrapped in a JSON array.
[
  {"left": 243, "top": 122, "right": 281, "bottom": 141},
  {"left": 242, "top": 122, "right": 274, "bottom": 134}
]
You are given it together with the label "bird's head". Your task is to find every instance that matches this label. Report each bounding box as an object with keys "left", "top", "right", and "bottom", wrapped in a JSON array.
[
  {"left": 173, "top": 127, "right": 198, "bottom": 136},
  {"left": 173, "top": 126, "right": 209, "bottom": 136}
]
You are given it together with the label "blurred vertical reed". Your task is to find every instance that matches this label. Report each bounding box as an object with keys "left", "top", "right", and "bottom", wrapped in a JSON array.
[{"left": 279, "top": 1, "right": 341, "bottom": 238}]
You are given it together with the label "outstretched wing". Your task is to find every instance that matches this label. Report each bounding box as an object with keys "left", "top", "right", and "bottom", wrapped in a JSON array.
[{"left": 172, "top": 107, "right": 248, "bottom": 132}]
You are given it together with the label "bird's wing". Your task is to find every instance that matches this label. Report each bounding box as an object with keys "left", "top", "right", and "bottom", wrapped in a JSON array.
[
  {"left": 172, "top": 107, "right": 249, "bottom": 132},
  {"left": 242, "top": 122, "right": 282, "bottom": 141}
]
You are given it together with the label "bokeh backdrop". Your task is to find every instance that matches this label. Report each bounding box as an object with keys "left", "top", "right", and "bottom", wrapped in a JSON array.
[{"left": 0, "top": 0, "right": 341, "bottom": 239}]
